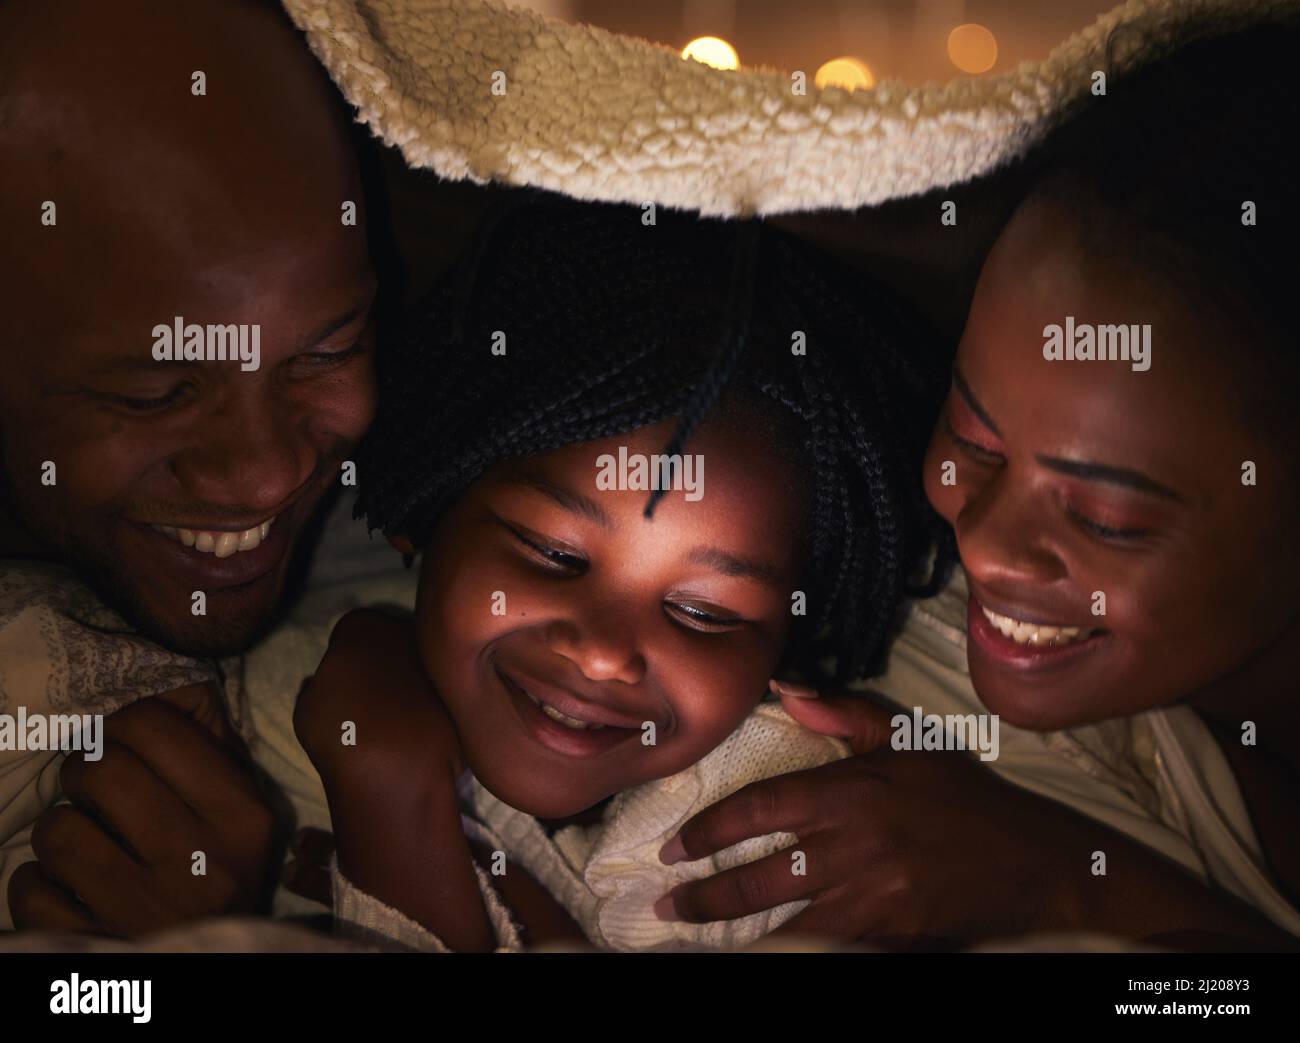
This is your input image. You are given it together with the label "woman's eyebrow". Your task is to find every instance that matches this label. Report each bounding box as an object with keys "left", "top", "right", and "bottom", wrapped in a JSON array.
[
  {"left": 506, "top": 470, "right": 612, "bottom": 529},
  {"left": 1034, "top": 455, "right": 1187, "bottom": 502},
  {"left": 687, "top": 547, "right": 784, "bottom": 587},
  {"left": 952, "top": 366, "right": 1002, "bottom": 436}
]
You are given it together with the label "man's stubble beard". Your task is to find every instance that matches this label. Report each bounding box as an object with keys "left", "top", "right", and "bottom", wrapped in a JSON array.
[{"left": 0, "top": 433, "right": 347, "bottom": 658}]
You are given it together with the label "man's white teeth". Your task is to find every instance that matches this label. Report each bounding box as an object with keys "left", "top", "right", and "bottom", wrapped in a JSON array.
[
  {"left": 150, "top": 517, "right": 274, "bottom": 557},
  {"left": 522, "top": 689, "right": 605, "bottom": 731},
  {"left": 981, "top": 605, "right": 1093, "bottom": 647}
]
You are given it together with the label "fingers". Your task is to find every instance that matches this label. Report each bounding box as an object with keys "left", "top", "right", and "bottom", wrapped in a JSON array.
[
  {"left": 658, "top": 845, "right": 820, "bottom": 924},
  {"left": 7, "top": 861, "right": 103, "bottom": 934},
  {"left": 151, "top": 682, "right": 237, "bottom": 746},
  {"left": 770, "top": 681, "right": 897, "bottom": 755},
  {"left": 280, "top": 827, "right": 335, "bottom": 906},
  {"left": 661, "top": 768, "right": 826, "bottom": 864},
  {"left": 29, "top": 805, "right": 169, "bottom": 937},
  {"left": 59, "top": 743, "right": 202, "bottom": 866},
  {"left": 102, "top": 696, "right": 263, "bottom": 821}
]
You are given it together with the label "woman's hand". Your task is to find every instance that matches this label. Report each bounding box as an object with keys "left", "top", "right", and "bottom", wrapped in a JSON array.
[{"left": 657, "top": 684, "right": 1297, "bottom": 950}]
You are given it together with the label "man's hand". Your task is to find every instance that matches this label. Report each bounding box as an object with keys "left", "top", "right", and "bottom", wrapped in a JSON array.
[
  {"left": 655, "top": 683, "right": 1297, "bottom": 950},
  {"left": 7, "top": 683, "right": 279, "bottom": 937}
]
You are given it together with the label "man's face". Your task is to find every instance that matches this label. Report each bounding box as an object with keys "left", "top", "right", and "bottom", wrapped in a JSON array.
[{"left": 0, "top": 0, "right": 378, "bottom": 656}]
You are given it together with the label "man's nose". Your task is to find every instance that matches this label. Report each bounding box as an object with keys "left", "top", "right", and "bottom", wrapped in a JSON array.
[
  {"left": 545, "top": 604, "right": 646, "bottom": 686},
  {"left": 955, "top": 467, "right": 1067, "bottom": 590},
  {"left": 169, "top": 384, "right": 316, "bottom": 514}
]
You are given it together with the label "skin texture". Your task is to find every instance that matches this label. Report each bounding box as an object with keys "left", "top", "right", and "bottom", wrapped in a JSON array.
[
  {"left": 295, "top": 407, "right": 809, "bottom": 946},
  {"left": 4, "top": 0, "right": 376, "bottom": 934},
  {"left": 659, "top": 192, "right": 1300, "bottom": 949},
  {"left": 0, "top": 0, "right": 378, "bottom": 658}
]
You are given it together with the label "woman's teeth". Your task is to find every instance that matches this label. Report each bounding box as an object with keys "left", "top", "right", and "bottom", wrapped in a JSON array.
[
  {"left": 149, "top": 517, "right": 274, "bottom": 559},
  {"left": 981, "top": 605, "right": 1094, "bottom": 647},
  {"left": 521, "top": 688, "right": 606, "bottom": 731}
]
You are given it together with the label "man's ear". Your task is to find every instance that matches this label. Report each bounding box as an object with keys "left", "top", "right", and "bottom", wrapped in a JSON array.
[{"left": 387, "top": 533, "right": 415, "bottom": 554}]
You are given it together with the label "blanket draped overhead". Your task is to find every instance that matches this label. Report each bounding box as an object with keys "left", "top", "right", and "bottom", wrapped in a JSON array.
[{"left": 281, "top": 0, "right": 1294, "bottom": 216}]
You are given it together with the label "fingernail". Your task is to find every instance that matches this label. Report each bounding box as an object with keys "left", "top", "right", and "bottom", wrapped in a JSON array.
[
  {"left": 653, "top": 893, "right": 680, "bottom": 922},
  {"left": 769, "top": 679, "right": 818, "bottom": 699},
  {"left": 659, "top": 835, "right": 686, "bottom": 865}
]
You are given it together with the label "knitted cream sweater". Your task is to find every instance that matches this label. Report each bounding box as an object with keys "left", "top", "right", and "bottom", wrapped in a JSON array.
[{"left": 331, "top": 703, "right": 850, "bottom": 952}]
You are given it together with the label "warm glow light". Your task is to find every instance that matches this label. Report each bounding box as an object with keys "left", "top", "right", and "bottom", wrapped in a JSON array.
[
  {"left": 815, "top": 57, "right": 876, "bottom": 91},
  {"left": 947, "top": 23, "right": 998, "bottom": 75},
  {"left": 682, "top": 36, "right": 740, "bottom": 71}
]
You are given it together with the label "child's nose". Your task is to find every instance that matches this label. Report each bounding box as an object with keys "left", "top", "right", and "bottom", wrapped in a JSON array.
[
  {"left": 544, "top": 612, "right": 646, "bottom": 686},
  {"left": 955, "top": 468, "right": 1067, "bottom": 590}
]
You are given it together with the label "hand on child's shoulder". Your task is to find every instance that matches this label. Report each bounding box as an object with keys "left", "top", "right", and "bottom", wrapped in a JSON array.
[{"left": 293, "top": 608, "right": 463, "bottom": 801}]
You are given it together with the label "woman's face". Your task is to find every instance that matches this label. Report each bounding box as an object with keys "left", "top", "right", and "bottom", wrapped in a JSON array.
[
  {"left": 411, "top": 410, "right": 807, "bottom": 817},
  {"left": 924, "top": 196, "right": 1300, "bottom": 731}
]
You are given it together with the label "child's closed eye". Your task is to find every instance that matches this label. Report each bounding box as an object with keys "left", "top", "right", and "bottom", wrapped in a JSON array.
[
  {"left": 497, "top": 517, "right": 588, "bottom": 574},
  {"left": 664, "top": 600, "right": 747, "bottom": 633}
]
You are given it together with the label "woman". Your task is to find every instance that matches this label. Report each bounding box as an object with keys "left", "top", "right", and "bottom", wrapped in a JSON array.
[{"left": 656, "top": 22, "right": 1300, "bottom": 950}]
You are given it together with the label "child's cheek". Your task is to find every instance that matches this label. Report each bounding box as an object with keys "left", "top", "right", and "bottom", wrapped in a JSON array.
[{"left": 660, "top": 647, "right": 775, "bottom": 763}]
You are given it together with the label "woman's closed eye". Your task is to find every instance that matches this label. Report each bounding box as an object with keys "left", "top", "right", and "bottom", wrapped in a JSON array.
[{"left": 943, "top": 411, "right": 1003, "bottom": 461}]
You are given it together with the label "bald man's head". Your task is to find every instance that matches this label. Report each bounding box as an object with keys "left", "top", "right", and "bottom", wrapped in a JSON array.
[{"left": 0, "top": 0, "right": 379, "bottom": 656}]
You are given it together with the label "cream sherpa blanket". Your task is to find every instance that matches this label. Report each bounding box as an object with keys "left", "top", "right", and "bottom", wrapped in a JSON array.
[{"left": 282, "top": 0, "right": 1295, "bottom": 216}]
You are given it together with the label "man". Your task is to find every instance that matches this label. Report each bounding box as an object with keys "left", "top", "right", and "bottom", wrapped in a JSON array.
[{"left": 1, "top": 0, "right": 379, "bottom": 932}]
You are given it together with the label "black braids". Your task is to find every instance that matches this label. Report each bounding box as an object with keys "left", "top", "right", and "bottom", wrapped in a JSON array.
[
  {"left": 643, "top": 219, "right": 762, "bottom": 519},
  {"left": 357, "top": 197, "right": 953, "bottom": 682}
]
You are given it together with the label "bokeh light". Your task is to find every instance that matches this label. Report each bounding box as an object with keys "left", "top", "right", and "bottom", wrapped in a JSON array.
[
  {"left": 682, "top": 36, "right": 740, "bottom": 71},
  {"left": 947, "top": 23, "right": 998, "bottom": 74},
  {"left": 815, "top": 57, "right": 876, "bottom": 91}
]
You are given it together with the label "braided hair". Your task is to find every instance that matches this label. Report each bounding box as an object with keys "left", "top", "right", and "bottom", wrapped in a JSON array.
[{"left": 358, "top": 193, "right": 954, "bottom": 682}]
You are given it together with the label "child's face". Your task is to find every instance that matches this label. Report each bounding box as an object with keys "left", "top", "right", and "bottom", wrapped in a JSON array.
[
  {"left": 924, "top": 196, "right": 1300, "bottom": 731},
  {"left": 410, "top": 410, "right": 807, "bottom": 817}
]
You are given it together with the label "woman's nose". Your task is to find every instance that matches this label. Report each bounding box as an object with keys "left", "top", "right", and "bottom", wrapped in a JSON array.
[{"left": 955, "top": 468, "right": 1067, "bottom": 589}]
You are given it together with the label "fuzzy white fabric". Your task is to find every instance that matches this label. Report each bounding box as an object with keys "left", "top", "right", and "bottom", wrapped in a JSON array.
[{"left": 282, "top": 0, "right": 1294, "bottom": 216}]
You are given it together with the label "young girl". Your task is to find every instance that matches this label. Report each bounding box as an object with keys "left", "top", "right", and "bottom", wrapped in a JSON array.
[{"left": 292, "top": 195, "right": 951, "bottom": 950}]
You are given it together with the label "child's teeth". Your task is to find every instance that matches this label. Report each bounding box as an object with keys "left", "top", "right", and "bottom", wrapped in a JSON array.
[
  {"left": 981, "top": 606, "right": 1092, "bottom": 647},
  {"left": 539, "top": 702, "right": 604, "bottom": 731},
  {"left": 150, "top": 517, "right": 275, "bottom": 556}
]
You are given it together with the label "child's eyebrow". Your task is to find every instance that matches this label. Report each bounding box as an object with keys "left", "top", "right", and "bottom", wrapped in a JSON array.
[
  {"left": 687, "top": 547, "right": 784, "bottom": 588},
  {"left": 507, "top": 470, "right": 612, "bottom": 529}
]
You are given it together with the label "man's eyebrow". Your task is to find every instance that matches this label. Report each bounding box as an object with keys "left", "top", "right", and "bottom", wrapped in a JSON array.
[
  {"left": 952, "top": 366, "right": 1002, "bottom": 437},
  {"left": 1035, "top": 455, "right": 1187, "bottom": 503},
  {"left": 687, "top": 547, "right": 785, "bottom": 588},
  {"left": 296, "top": 288, "right": 377, "bottom": 351},
  {"left": 508, "top": 470, "right": 612, "bottom": 528},
  {"left": 79, "top": 290, "right": 379, "bottom": 377}
]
